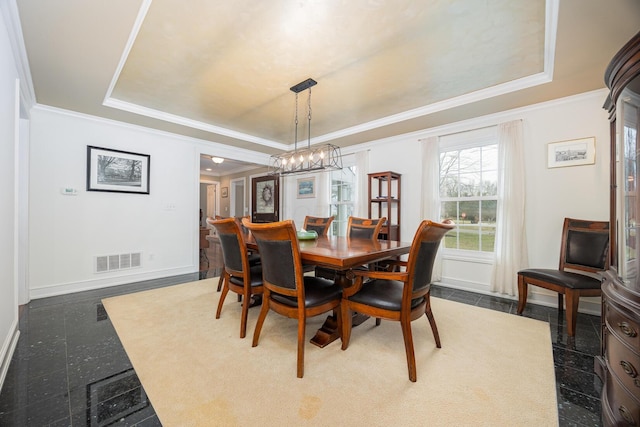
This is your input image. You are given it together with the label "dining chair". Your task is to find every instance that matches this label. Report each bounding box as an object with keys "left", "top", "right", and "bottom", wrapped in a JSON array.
[
  {"left": 303, "top": 215, "right": 334, "bottom": 236},
  {"left": 207, "top": 215, "right": 261, "bottom": 292},
  {"left": 517, "top": 217, "right": 609, "bottom": 337},
  {"left": 242, "top": 218, "right": 342, "bottom": 378},
  {"left": 347, "top": 216, "right": 386, "bottom": 239},
  {"left": 209, "top": 217, "right": 264, "bottom": 338},
  {"left": 340, "top": 219, "right": 454, "bottom": 382}
]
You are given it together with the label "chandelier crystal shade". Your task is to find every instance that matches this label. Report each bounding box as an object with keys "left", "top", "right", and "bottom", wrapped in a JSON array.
[{"left": 268, "top": 78, "right": 343, "bottom": 176}]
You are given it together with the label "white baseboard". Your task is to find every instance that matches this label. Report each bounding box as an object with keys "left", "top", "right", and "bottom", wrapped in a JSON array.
[
  {"left": 29, "top": 266, "right": 196, "bottom": 300},
  {"left": 436, "top": 277, "right": 602, "bottom": 316},
  {"left": 0, "top": 320, "right": 20, "bottom": 395}
]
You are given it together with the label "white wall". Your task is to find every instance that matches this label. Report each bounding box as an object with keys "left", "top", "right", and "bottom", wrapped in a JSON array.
[
  {"left": 365, "top": 89, "right": 611, "bottom": 314},
  {"left": 28, "top": 107, "right": 201, "bottom": 298},
  {"left": 0, "top": 12, "right": 19, "bottom": 393}
]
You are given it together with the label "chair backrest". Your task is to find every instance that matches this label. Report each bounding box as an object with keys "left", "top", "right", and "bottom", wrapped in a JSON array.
[
  {"left": 242, "top": 219, "right": 303, "bottom": 296},
  {"left": 347, "top": 216, "right": 386, "bottom": 239},
  {"left": 405, "top": 220, "right": 455, "bottom": 293},
  {"left": 303, "top": 216, "right": 334, "bottom": 236},
  {"left": 559, "top": 217, "right": 610, "bottom": 273},
  {"left": 209, "top": 217, "right": 249, "bottom": 275}
]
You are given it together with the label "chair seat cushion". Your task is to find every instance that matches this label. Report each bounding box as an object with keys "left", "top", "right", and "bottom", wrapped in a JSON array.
[
  {"left": 347, "top": 279, "right": 424, "bottom": 311},
  {"left": 271, "top": 277, "right": 341, "bottom": 308},
  {"left": 518, "top": 268, "right": 601, "bottom": 290},
  {"left": 229, "top": 265, "right": 263, "bottom": 288}
]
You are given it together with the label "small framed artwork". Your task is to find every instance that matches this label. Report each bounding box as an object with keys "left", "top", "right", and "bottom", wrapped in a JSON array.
[
  {"left": 547, "top": 137, "right": 596, "bottom": 168},
  {"left": 221, "top": 187, "right": 228, "bottom": 198},
  {"left": 87, "top": 146, "right": 150, "bottom": 194},
  {"left": 297, "top": 177, "right": 315, "bottom": 199}
]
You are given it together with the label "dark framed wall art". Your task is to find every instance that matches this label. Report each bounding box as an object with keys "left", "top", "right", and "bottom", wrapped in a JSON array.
[{"left": 87, "top": 146, "right": 150, "bottom": 194}]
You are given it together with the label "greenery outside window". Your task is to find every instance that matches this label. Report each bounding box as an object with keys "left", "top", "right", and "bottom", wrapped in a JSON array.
[{"left": 440, "top": 141, "right": 498, "bottom": 253}]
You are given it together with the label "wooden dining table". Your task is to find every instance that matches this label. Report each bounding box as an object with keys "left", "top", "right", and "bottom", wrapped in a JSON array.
[{"left": 245, "top": 233, "right": 413, "bottom": 347}]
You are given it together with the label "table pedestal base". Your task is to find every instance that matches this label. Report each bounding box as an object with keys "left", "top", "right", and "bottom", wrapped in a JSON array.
[{"left": 310, "top": 312, "right": 369, "bottom": 348}]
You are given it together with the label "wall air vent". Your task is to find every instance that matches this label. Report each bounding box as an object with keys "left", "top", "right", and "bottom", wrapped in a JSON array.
[{"left": 95, "top": 252, "right": 142, "bottom": 274}]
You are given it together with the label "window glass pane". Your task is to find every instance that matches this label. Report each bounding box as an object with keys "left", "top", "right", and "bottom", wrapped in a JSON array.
[
  {"left": 459, "top": 200, "right": 479, "bottom": 224},
  {"left": 482, "top": 145, "right": 498, "bottom": 171},
  {"left": 440, "top": 151, "right": 458, "bottom": 173},
  {"left": 459, "top": 147, "right": 481, "bottom": 173},
  {"left": 458, "top": 172, "right": 481, "bottom": 197},
  {"left": 441, "top": 201, "right": 458, "bottom": 222},
  {"left": 480, "top": 225, "right": 496, "bottom": 252},
  {"left": 440, "top": 175, "right": 458, "bottom": 197},
  {"left": 481, "top": 170, "right": 498, "bottom": 196},
  {"left": 480, "top": 200, "right": 497, "bottom": 223},
  {"left": 458, "top": 224, "right": 480, "bottom": 251}
]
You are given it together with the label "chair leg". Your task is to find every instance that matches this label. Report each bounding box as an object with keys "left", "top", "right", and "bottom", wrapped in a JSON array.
[
  {"left": 239, "top": 291, "right": 250, "bottom": 339},
  {"left": 516, "top": 274, "right": 527, "bottom": 314},
  {"left": 558, "top": 293, "right": 564, "bottom": 313},
  {"left": 375, "top": 318, "right": 382, "bottom": 326},
  {"left": 251, "top": 293, "right": 270, "bottom": 347},
  {"left": 297, "top": 316, "right": 306, "bottom": 378},
  {"left": 425, "top": 295, "right": 441, "bottom": 348},
  {"left": 400, "top": 316, "right": 417, "bottom": 382},
  {"left": 217, "top": 270, "right": 226, "bottom": 292},
  {"left": 565, "top": 290, "right": 580, "bottom": 337},
  {"left": 216, "top": 279, "right": 230, "bottom": 319},
  {"left": 341, "top": 303, "right": 352, "bottom": 350}
]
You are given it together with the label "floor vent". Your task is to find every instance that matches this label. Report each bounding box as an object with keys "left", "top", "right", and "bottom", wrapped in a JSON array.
[{"left": 95, "top": 252, "right": 142, "bottom": 273}]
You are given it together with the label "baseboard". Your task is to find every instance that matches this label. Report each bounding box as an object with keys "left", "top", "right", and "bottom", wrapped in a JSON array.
[
  {"left": 436, "top": 278, "right": 602, "bottom": 316},
  {"left": 0, "top": 320, "right": 20, "bottom": 394},
  {"left": 29, "top": 266, "right": 196, "bottom": 300}
]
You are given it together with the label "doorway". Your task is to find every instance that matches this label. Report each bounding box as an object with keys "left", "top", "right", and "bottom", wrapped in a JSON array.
[{"left": 230, "top": 177, "right": 246, "bottom": 217}]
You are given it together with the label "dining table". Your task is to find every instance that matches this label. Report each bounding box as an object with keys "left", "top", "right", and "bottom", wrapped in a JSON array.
[{"left": 244, "top": 233, "right": 413, "bottom": 347}]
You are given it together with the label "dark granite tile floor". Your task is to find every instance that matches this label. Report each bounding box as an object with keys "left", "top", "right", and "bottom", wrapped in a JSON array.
[{"left": 0, "top": 248, "right": 603, "bottom": 426}]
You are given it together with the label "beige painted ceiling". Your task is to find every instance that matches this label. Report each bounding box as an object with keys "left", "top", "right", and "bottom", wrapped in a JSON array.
[{"left": 15, "top": 0, "right": 640, "bottom": 168}]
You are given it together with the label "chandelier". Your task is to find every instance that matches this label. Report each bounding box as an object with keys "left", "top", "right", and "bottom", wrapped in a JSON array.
[{"left": 268, "top": 78, "right": 342, "bottom": 175}]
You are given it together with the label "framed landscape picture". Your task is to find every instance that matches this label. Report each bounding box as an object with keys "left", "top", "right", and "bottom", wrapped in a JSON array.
[
  {"left": 87, "top": 146, "right": 150, "bottom": 194},
  {"left": 547, "top": 137, "right": 595, "bottom": 169},
  {"left": 297, "top": 177, "right": 315, "bottom": 198}
]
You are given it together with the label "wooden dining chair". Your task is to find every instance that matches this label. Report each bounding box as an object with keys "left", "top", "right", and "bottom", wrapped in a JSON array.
[
  {"left": 303, "top": 215, "right": 334, "bottom": 236},
  {"left": 517, "top": 217, "right": 609, "bottom": 337},
  {"left": 209, "top": 217, "right": 264, "bottom": 338},
  {"left": 340, "top": 219, "right": 454, "bottom": 382},
  {"left": 242, "top": 218, "right": 342, "bottom": 378},
  {"left": 207, "top": 215, "right": 261, "bottom": 292},
  {"left": 347, "top": 216, "right": 386, "bottom": 239}
]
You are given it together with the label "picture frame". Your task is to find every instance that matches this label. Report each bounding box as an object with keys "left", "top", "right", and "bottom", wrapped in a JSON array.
[
  {"left": 547, "top": 137, "right": 596, "bottom": 169},
  {"left": 221, "top": 187, "right": 228, "bottom": 198},
  {"left": 297, "top": 177, "right": 316, "bottom": 199},
  {"left": 87, "top": 146, "right": 150, "bottom": 194}
]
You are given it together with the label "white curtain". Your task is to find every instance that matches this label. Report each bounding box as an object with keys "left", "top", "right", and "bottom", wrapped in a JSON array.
[
  {"left": 421, "top": 136, "right": 444, "bottom": 280},
  {"left": 355, "top": 150, "right": 369, "bottom": 217},
  {"left": 490, "top": 120, "right": 528, "bottom": 295}
]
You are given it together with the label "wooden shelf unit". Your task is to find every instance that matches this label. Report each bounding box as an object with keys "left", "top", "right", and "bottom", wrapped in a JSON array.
[{"left": 368, "top": 171, "right": 401, "bottom": 241}]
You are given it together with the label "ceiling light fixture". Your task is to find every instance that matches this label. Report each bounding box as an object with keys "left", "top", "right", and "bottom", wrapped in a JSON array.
[
  {"left": 268, "top": 78, "right": 342, "bottom": 175},
  {"left": 211, "top": 156, "right": 224, "bottom": 164}
]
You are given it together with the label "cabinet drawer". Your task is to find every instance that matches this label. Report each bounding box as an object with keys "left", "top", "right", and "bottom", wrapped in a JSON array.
[
  {"left": 606, "top": 302, "right": 640, "bottom": 349},
  {"left": 606, "top": 331, "right": 640, "bottom": 400},
  {"left": 606, "top": 374, "right": 640, "bottom": 426}
]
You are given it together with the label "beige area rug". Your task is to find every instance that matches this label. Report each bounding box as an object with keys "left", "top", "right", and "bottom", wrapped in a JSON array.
[{"left": 102, "top": 278, "right": 558, "bottom": 427}]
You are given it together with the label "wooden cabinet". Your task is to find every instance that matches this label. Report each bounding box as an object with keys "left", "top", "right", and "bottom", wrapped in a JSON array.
[
  {"left": 368, "top": 171, "right": 401, "bottom": 240},
  {"left": 599, "top": 30, "right": 640, "bottom": 426}
]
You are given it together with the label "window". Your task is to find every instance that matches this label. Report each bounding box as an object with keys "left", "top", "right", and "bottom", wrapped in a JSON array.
[
  {"left": 440, "top": 136, "right": 498, "bottom": 253},
  {"left": 330, "top": 165, "right": 356, "bottom": 236}
]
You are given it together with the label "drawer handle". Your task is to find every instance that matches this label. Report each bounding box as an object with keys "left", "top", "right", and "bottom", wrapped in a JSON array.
[
  {"left": 619, "top": 405, "right": 636, "bottom": 425},
  {"left": 618, "top": 322, "right": 638, "bottom": 338},
  {"left": 621, "top": 360, "right": 639, "bottom": 378}
]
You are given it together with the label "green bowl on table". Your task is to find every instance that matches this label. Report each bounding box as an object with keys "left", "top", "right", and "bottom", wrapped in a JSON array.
[{"left": 297, "top": 229, "right": 318, "bottom": 240}]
